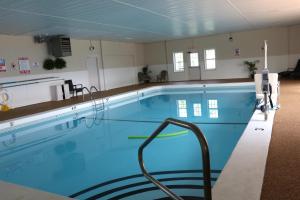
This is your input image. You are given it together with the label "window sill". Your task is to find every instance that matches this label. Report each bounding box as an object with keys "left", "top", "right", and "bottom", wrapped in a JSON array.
[
  {"left": 174, "top": 70, "right": 185, "bottom": 73},
  {"left": 205, "top": 68, "right": 216, "bottom": 71}
]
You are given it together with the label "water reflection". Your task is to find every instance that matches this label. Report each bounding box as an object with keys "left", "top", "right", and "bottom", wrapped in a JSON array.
[
  {"left": 208, "top": 99, "right": 219, "bottom": 119},
  {"left": 176, "top": 97, "right": 219, "bottom": 119},
  {"left": 177, "top": 100, "right": 187, "bottom": 118},
  {"left": 2, "top": 133, "right": 16, "bottom": 148},
  {"left": 54, "top": 118, "right": 82, "bottom": 131},
  {"left": 193, "top": 103, "right": 202, "bottom": 117},
  {"left": 54, "top": 141, "right": 85, "bottom": 179}
]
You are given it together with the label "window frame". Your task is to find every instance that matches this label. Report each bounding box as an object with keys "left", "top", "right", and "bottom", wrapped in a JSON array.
[
  {"left": 173, "top": 52, "right": 185, "bottom": 72},
  {"left": 204, "top": 49, "right": 216, "bottom": 70}
]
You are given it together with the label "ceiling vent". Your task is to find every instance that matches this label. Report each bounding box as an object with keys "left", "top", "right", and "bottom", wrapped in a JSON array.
[{"left": 47, "top": 35, "right": 72, "bottom": 57}]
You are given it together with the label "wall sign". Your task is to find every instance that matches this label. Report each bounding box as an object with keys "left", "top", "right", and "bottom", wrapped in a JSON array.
[
  {"left": 234, "top": 48, "right": 240, "bottom": 56},
  {"left": 0, "top": 58, "right": 6, "bottom": 72},
  {"left": 32, "top": 61, "right": 40, "bottom": 68},
  {"left": 18, "top": 57, "right": 31, "bottom": 74}
]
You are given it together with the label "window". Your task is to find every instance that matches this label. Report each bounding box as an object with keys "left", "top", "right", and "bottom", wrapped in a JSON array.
[
  {"left": 177, "top": 100, "right": 187, "bottom": 118},
  {"left": 173, "top": 52, "right": 184, "bottom": 72},
  {"left": 208, "top": 99, "right": 219, "bottom": 119},
  {"left": 204, "top": 49, "right": 216, "bottom": 70},
  {"left": 190, "top": 52, "right": 199, "bottom": 67},
  {"left": 193, "top": 103, "right": 202, "bottom": 116},
  {"left": 208, "top": 99, "right": 218, "bottom": 109}
]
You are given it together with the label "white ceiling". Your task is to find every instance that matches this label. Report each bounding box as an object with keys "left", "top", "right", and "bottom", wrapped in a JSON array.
[{"left": 0, "top": 0, "right": 299, "bottom": 42}]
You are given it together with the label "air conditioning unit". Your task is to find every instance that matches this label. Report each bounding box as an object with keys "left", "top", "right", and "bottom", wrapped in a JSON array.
[{"left": 47, "top": 36, "right": 72, "bottom": 57}]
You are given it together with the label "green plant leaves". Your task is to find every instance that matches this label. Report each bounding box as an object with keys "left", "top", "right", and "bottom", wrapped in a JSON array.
[
  {"left": 43, "top": 58, "right": 66, "bottom": 70},
  {"left": 54, "top": 58, "right": 66, "bottom": 69},
  {"left": 43, "top": 58, "right": 55, "bottom": 70}
]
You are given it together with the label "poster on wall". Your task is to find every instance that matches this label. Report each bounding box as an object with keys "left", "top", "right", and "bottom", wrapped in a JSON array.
[
  {"left": 18, "top": 57, "right": 31, "bottom": 74},
  {"left": 0, "top": 58, "right": 6, "bottom": 72}
]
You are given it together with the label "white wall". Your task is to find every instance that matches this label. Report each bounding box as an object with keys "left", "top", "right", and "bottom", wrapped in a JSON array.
[
  {"left": 144, "top": 25, "right": 300, "bottom": 81},
  {"left": 1, "top": 24, "right": 300, "bottom": 108},
  {"left": 0, "top": 35, "right": 144, "bottom": 108},
  {"left": 101, "top": 40, "right": 144, "bottom": 90}
]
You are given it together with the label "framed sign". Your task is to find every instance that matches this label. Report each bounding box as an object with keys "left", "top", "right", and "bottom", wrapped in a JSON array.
[
  {"left": 0, "top": 58, "right": 6, "bottom": 72},
  {"left": 18, "top": 57, "right": 31, "bottom": 74},
  {"left": 234, "top": 48, "right": 240, "bottom": 56}
]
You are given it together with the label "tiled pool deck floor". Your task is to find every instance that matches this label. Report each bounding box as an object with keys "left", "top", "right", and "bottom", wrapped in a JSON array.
[{"left": 0, "top": 78, "right": 299, "bottom": 200}]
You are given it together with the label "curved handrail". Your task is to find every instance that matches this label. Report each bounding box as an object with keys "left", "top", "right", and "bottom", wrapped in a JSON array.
[
  {"left": 138, "top": 118, "right": 212, "bottom": 200},
  {"left": 90, "top": 86, "right": 99, "bottom": 93},
  {"left": 90, "top": 86, "right": 104, "bottom": 111},
  {"left": 82, "top": 87, "right": 93, "bottom": 101}
]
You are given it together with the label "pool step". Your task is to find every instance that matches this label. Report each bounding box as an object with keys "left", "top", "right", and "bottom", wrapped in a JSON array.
[
  {"left": 156, "top": 196, "right": 204, "bottom": 200},
  {"left": 69, "top": 169, "right": 221, "bottom": 200}
]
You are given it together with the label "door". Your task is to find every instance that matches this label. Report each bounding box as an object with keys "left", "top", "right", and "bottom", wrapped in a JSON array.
[
  {"left": 188, "top": 66, "right": 201, "bottom": 80},
  {"left": 86, "top": 56, "right": 101, "bottom": 90},
  {"left": 188, "top": 52, "right": 201, "bottom": 80}
]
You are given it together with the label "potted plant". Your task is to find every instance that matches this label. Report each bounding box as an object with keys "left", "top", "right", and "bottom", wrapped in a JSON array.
[
  {"left": 244, "top": 60, "right": 259, "bottom": 79},
  {"left": 43, "top": 58, "right": 55, "bottom": 70},
  {"left": 138, "top": 65, "right": 151, "bottom": 83},
  {"left": 54, "top": 58, "right": 66, "bottom": 69}
]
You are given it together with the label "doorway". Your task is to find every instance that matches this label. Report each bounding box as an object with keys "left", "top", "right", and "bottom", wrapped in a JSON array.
[
  {"left": 86, "top": 56, "right": 101, "bottom": 90},
  {"left": 188, "top": 51, "right": 201, "bottom": 81},
  {"left": 188, "top": 66, "right": 201, "bottom": 80}
]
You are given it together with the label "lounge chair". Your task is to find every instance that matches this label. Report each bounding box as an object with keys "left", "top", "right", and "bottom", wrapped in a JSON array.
[
  {"left": 279, "top": 59, "right": 300, "bottom": 79},
  {"left": 138, "top": 72, "right": 151, "bottom": 84},
  {"left": 157, "top": 70, "right": 168, "bottom": 82}
]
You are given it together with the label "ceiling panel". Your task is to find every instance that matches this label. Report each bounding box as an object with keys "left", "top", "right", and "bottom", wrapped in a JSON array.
[
  {"left": 229, "top": 0, "right": 300, "bottom": 26},
  {"left": 0, "top": 0, "right": 178, "bottom": 35},
  {"left": 0, "top": 0, "right": 299, "bottom": 42},
  {"left": 116, "top": 0, "right": 252, "bottom": 35}
]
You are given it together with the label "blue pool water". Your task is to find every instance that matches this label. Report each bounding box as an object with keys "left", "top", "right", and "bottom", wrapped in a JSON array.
[{"left": 0, "top": 86, "right": 255, "bottom": 199}]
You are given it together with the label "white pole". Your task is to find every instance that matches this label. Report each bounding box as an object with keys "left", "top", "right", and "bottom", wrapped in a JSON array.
[
  {"left": 263, "top": 40, "right": 269, "bottom": 120},
  {"left": 264, "top": 40, "right": 268, "bottom": 69}
]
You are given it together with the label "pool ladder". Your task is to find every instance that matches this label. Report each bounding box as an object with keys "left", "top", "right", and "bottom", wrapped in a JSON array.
[
  {"left": 82, "top": 86, "right": 104, "bottom": 111},
  {"left": 138, "top": 118, "right": 212, "bottom": 200}
]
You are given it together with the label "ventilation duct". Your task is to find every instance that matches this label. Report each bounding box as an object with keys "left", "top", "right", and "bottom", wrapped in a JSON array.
[{"left": 47, "top": 35, "right": 72, "bottom": 57}]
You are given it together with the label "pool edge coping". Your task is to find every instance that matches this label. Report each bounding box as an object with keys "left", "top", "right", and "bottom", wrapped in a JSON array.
[{"left": 212, "top": 109, "right": 276, "bottom": 200}]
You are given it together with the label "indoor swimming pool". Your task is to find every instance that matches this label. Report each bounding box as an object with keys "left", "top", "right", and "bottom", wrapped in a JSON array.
[{"left": 0, "top": 85, "right": 256, "bottom": 199}]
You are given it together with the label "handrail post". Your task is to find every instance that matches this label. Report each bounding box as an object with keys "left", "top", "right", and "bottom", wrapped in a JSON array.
[{"left": 138, "top": 118, "right": 212, "bottom": 200}]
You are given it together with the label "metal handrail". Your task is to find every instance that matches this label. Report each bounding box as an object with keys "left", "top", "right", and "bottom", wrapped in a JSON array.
[
  {"left": 82, "top": 87, "right": 93, "bottom": 101},
  {"left": 138, "top": 118, "right": 212, "bottom": 200},
  {"left": 90, "top": 86, "right": 99, "bottom": 93},
  {"left": 90, "top": 86, "right": 104, "bottom": 111}
]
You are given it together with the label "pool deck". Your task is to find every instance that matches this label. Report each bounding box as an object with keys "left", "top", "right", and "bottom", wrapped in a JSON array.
[
  {"left": 260, "top": 79, "right": 300, "bottom": 200},
  {"left": 0, "top": 78, "right": 251, "bottom": 121},
  {"left": 0, "top": 78, "right": 299, "bottom": 199}
]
